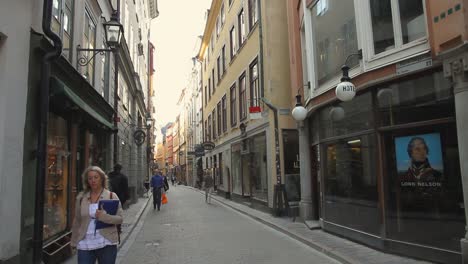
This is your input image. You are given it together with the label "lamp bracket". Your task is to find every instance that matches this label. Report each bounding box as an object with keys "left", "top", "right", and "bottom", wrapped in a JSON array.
[
  {"left": 76, "top": 45, "right": 113, "bottom": 67},
  {"left": 344, "top": 49, "right": 363, "bottom": 66}
]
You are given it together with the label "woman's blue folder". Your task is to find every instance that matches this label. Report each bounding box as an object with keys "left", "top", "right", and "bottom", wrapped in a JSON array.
[{"left": 95, "top": 199, "right": 119, "bottom": 230}]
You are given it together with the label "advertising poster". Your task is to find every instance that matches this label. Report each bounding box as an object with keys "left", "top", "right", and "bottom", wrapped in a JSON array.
[{"left": 395, "top": 133, "right": 443, "bottom": 188}]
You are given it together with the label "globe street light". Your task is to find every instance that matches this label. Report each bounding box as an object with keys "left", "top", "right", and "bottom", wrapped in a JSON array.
[
  {"left": 291, "top": 94, "right": 307, "bottom": 121},
  {"left": 336, "top": 50, "right": 362, "bottom": 102}
]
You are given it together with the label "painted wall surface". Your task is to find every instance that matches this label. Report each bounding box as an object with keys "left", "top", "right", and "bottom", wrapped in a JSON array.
[
  {"left": 0, "top": 0, "right": 33, "bottom": 260},
  {"left": 427, "top": 0, "right": 467, "bottom": 54}
]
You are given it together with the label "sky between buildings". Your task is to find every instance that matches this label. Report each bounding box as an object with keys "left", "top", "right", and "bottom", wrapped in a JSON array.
[{"left": 150, "top": 0, "right": 212, "bottom": 132}]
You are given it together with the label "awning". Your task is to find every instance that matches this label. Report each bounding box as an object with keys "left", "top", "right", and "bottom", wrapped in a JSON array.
[{"left": 50, "top": 77, "right": 114, "bottom": 129}]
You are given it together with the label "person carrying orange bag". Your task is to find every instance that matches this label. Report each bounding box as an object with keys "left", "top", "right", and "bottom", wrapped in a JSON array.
[{"left": 161, "top": 193, "right": 168, "bottom": 204}]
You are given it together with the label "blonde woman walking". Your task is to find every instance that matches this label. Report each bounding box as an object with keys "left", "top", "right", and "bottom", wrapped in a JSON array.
[{"left": 70, "top": 166, "right": 123, "bottom": 264}]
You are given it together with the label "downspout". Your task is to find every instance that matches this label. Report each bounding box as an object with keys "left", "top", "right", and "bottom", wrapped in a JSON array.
[
  {"left": 113, "top": 0, "right": 121, "bottom": 165},
  {"left": 33, "top": 0, "right": 63, "bottom": 262},
  {"left": 258, "top": 0, "right": 265, "bottom": 98}
]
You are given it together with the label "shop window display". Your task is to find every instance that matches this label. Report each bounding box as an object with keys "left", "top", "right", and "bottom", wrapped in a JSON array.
[
  {"left": 43, "top": 113, "right": 70, "bottom": 241},
  {"left": 250, "top": 133, "right": 268, "bottom": 201},
  {"left": 377, "top": 71, "right": 452, "bottom": 127},
  {"left": 231, "top": 144, "right": 242, "bottom": 195},
  {"left": 385, "top": 121, "right": 464, "bottom": 251},
  {"left": 323, "top": 134, "right": 380, "bottom": 234}
]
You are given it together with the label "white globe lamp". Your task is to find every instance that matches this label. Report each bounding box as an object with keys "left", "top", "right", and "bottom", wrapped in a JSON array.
[
  {"left": 292, "top": 95, "right": 307, "bottom": 121},
  {"left": 335, "top": 81, "right": 356, "bottom": 102}
]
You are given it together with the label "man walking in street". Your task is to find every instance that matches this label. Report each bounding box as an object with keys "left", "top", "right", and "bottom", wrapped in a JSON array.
[
  {"left": 109, "top": 164, "right": 129, "bottom": 208},
  {"left": 204, "top": 171, "right": 214, "bottom": 204},
  {"left": 151, "top": 169, "right": 165, "bottom": 211}
]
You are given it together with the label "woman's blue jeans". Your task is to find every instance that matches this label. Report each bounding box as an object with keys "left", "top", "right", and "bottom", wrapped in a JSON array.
[{"left": 77, "top": 245, "right": 117, "bottom": 264}]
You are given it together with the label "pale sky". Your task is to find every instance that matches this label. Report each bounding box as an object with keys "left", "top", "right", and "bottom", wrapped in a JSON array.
[{"left": 150, "top": 0, "right": 212, "bottom": 130}]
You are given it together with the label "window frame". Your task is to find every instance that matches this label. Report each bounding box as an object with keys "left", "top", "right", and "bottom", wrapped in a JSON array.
[
  {"left": 359, "top": 0, "right": 430, "bottom": 70},
  {"left": 239, "top": 72, "right": 247, "bottom": 121},
  {"left": 230, "top": 83, "right": 237, "bottom": 127},
  {"left": 212, "top": 109, "right": 216, "bottom": 140},
  {"left": 238, "top": 8, "right": 246, "bottom": 47},
  {"left": 248, "top": 0, "right": 258, "bottom": 30},
  {"left": 217, "top": 101, "right": 222, "bottom": 136},
  {"left": 217, "top": 55, "right": 221, "bottom": 82},
  {"left": 83, "top": 8, "right": 97, "bottom": 85},
  {"left": 230, "top": 26, "right": 237, "bottom": 59},
  {"left": 222, "top": 95, "right": 227, "bottom": 132},
  {"left": 222, "top": 45, "right": 226, "bottom": 74},
  {"left": 249, "top": 57, "right": 260, "bottom": 107}
]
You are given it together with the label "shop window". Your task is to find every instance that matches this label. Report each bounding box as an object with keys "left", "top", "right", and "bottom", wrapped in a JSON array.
[
  {"left": 231, "top": 144, "right": 242, "bottom": 195},
  {"left": 318, "top": 92, "right": 373, "bottom": 139},
  {"left": 377, "top": 71, "right": 453, "bottom": 127},
  {"left": 250, "top": 133, "right": 268, "bottom": 201},
  {"left": 312, "top": 0, "right": 358, "bottom": 86},
  {"left": 44, "top": 113, "right": 69, "bottom": 241},
  {"left": 385, "top": 124, "right": 464, "bottom": 251},
  {"left": 219, "top": 153, "right": 223, "bottom": 185},
  {"left": 323, "top": 134, "right": 380, "bottom": 234}
]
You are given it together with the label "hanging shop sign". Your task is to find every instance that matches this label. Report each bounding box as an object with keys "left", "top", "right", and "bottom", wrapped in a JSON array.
[
  {"left": 202, "top": 141, "right": 215, "bottom": 151},
  {"left": 133, "top": 129, "right": 146, "bottom": 146},
  {"left": 195, "top": 144, "right": 205, "bottom": 157}
]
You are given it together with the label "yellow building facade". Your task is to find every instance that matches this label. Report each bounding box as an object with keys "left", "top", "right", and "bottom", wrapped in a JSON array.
[{"left": 198, "top": 0, "right": 294, "bottom": 208}]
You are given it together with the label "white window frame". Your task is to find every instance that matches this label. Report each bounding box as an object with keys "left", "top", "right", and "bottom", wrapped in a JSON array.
[
  {"left": 359, "top": 0, "right": 430, "bottom": 71},
  {"left": 303, "top": 0, "right": 363, "bottom": 97},
  {"left": 303, "top": 0, "right": 430, "bottom": 98}
]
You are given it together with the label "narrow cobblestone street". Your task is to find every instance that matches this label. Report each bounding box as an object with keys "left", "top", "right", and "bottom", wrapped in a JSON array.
[{"left": 118, "top": 187, "right": 340, "bottom": 264}]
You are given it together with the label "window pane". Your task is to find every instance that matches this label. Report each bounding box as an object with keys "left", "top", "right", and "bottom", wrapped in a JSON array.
[
  {"left": 399, "top": 0, "right": 425, "bottom": 44},
  {"left": 385, "top": 125, "right": 464, "bottom": 251},
  {"left": 318, "top": 92, "right": 373, "bottom": 139},
  {"left": 370, "top": 0, "right": 395, "bottom": 54},
  {"left": 53, "top": 0, "right": 61, "bottom": 20},
  {"left": 312, "top": 0, "right": 359, "bottom": 86},
  {"left": 377, "top": 71, "right": 453, "bottom": 127},
  {"left": 324, "top": 134, "right": 379, "bottom": 234}
]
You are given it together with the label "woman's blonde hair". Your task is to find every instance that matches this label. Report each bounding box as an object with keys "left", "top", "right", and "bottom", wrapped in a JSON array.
[{"left": 81, "top": 166, "right": 109, "bottom": 192}]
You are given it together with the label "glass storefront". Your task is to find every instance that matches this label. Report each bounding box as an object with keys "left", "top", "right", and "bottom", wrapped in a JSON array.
[
  {"left": 44, "top": 113, "right": 70, "bottom": 241},
  {"left": 231, "top": 143, "right": 242, "bottom": 195},
  {"left": 250, "top": 133, "right": 268, "bottom": 201},
  {"left": 312, "top": 70, "right": 464, "bottom": 258}
]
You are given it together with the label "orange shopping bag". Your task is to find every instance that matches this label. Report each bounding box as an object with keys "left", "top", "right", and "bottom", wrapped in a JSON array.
[{"left": 162, "top": 193, "right": 168, "bottom": 204}]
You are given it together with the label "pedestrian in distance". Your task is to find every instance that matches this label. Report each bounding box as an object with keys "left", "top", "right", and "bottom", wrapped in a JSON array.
[
  {"left": 70, "top": 166, "right": 123, "bottom": 264},
  {"left": 108, "top": 164, "right": 129, "bottom": 208},
  {"left": 151, "top": 169, "right": 166, "bottom": 211},
  {"left": 204, "top": 171, "right": 214, "bottom": 204},
  {"left": 163, "top": 173, "right": 170, "bottom": 192},
  {"left": 171, "top": 174, "right": 176, "bottom": 186}
]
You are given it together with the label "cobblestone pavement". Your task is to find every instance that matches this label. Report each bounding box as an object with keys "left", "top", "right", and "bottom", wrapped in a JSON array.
[{"left": 118, "top": 186, "right": 340, "bottom": 264}]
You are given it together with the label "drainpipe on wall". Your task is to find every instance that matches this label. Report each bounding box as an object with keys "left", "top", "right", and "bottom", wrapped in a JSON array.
[
  {"left": 113, "top": 0, "right": 121, "bottom": 165},
  {"left": 33, "top": 0, "right": 63, "bottom": 262}
]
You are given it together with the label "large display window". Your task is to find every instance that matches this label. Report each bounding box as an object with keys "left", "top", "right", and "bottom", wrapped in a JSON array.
[
  {"left": 231, "top": 144, "right": 242, "bottom": 195},
  {"left": 312, "top": 70, "right": 464, "bottom": 261},
  {"left": 250, "top": 133, "right": 268, "bottom": 201},
  {"left": 323, "top": 134, "right": 380, "bottom": 234},
  {"left": 44, "top": 113, "right": 70, "bottom": 241}
]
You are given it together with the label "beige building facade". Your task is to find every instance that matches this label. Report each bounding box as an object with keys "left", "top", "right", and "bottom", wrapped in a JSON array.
[{"left": 198, "top": 0, "right": 293, "bottom": 208}]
